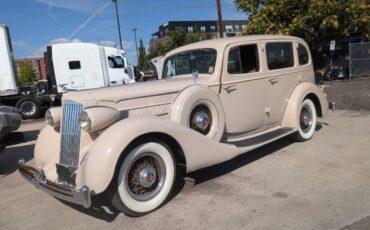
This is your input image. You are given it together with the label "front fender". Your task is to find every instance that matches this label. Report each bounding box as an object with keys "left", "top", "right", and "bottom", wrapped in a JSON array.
[
  {"left": 80, "top": 117, "right": 238, "bottom": 194},
  {"left": 281, "top": 82, "right": 329, "bottom": 129}
]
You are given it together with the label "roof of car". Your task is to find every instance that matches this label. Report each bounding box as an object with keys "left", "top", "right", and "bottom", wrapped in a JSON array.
[{"left": 165, "top": 35, "right": 305, "bottom": 57}]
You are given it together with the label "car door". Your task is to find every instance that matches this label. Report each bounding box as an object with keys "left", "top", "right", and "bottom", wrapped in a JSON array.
[
  {"left": 219, "top": 42, "right": 267, "bottom": 137},
  {"left": 107, "top": 56, "right": 127, "bottom": 85},
  {"left": 264, "top": 41, "right": 300, "bottom": 126}
]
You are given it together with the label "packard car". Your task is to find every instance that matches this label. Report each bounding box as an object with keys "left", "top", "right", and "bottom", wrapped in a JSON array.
[{"left": 18, "top": 35, "right": 331, "bottom": 216}]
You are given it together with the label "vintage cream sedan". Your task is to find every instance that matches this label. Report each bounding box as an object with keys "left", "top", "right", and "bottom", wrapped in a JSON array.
[{"left": 19, "top": 35, "right": 331, "bottom": 216}]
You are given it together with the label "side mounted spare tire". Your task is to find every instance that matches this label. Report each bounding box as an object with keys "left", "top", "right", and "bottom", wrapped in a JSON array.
[{"left": 169, "top": 85, "right": 225, "bottom": 141}]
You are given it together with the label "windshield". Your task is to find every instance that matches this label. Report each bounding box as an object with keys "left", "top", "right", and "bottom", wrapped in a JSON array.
[{"left": 163, "top": 49, "right": 217, "bottom": 78}]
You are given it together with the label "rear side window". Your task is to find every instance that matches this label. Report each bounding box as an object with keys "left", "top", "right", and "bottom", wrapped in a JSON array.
[
  {"left": 69, "top": 61, "right": 81, "bottom": 70},
  {"left": 227, "top": 44, "right": 259, "bottom": 74},
  {"left": 298, "top": 44, "right": 309, "bottom": 65},
  {"left": 266, "top": 42, "right": 294, "bottom": 70}
]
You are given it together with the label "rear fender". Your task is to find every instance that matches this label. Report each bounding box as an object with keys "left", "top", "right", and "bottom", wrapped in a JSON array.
[
  {"left": 281, "top": 82, "right": 329, "bottom": 129},
  {"left": 80, "top": 117, "right": 238, "bottom": 194}
]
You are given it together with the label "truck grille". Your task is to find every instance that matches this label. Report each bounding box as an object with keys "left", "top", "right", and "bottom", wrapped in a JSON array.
[{"left": 59, "top": 100, "right": 83, "bottom": 168}]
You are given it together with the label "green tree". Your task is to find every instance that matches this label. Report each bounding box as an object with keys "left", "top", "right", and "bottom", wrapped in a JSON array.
[
  {"left": 148, "top": 29, "right": 214, "bottom": 60},
  {"left": 137, "top": 39, "right": 150, "bottom": 70},
  {"left": 18, "top": 61, "right": 37, "bottom": 85},
  {"left": 235, "top": 0, "right": 369, "bottom": 48}
]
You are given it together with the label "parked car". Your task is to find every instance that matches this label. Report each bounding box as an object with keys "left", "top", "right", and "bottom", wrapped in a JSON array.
[
  {"left": 0, "top": 105, "right": 21, "bottom": 152},
  {"left": 18, "top": 35, "right": 331, "bottom": 216}
]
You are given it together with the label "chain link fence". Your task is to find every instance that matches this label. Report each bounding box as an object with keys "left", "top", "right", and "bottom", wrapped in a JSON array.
[{"left": 349, "top": 42, "right": 370, "bottom": 78}]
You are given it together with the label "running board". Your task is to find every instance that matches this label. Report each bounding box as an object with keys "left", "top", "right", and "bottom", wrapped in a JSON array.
[{"left": 226, "top": 128, "right": 294, "bottom": 147}]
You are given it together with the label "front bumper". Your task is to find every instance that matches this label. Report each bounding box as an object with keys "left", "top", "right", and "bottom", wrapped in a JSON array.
[{"left": 17, "top": 159, "right": 91, "bottom": 208}]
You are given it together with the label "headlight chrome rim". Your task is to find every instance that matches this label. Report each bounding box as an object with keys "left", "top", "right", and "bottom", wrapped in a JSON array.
[{"left": 79, "top": 111, "right": 91, "bottom": 131}]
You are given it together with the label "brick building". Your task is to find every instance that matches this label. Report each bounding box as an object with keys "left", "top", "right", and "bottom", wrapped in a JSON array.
[{"left": 15, "top": 57, "right": 46, "bottom": 80}]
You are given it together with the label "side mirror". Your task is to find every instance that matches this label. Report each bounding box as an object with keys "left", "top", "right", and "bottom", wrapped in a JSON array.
[{"left": 192, "top": 69, "right": 199, "bottom": 84}]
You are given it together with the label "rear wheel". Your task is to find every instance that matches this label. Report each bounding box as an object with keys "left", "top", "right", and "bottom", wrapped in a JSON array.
[
  {"left": 109, "top": 142, "right": 176, "bottom": 216},
  {"left": 292, "top": 99, "right": 317, "bottom": 142},
  {"left": 15, "top": 97, "right": 41, "bottom": 119}
]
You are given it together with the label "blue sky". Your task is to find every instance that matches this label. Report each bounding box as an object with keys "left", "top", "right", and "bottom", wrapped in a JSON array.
[{"left": 0, "top": 0, "right": 246, "bottom": 65}]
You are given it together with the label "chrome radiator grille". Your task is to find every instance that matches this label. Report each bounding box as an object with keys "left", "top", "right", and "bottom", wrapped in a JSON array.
[{"left": 59, "top": 100, "right": 83, "bottom": 168}]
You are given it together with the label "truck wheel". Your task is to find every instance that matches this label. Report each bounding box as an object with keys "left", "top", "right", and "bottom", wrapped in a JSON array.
[
  {"left": 170, "top": 85, "right": 225, "bottom": 141},
  {"left": 15, "top": 97, "right": 41, "bottom": 119},
  {"left": 292, "top": 99, "right": 317, "bottom": 142},
  {"left": 109, "top": 141, "right": 176, "bottom": 216}
]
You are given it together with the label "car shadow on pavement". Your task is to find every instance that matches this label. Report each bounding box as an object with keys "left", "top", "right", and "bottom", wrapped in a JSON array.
[
  {"left": 0, "top": 143, "right": 34, "bottom": 176},
  {"left": 57, "top": 194, "right": 120, "bottom": 222},
  {"left": 188, "top": 136, "right": 294, "bottom": 185}
]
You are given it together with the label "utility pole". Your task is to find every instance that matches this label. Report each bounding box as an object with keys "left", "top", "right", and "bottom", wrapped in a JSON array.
[
  {"left": 216, "top": 0, "right": 224, "bottom": 38},
  {"left": 112, "top": 0, "right": 123, "bottom": 49},
  {"left": 132, "top": 28, "right": 139, "bottom": 66}
]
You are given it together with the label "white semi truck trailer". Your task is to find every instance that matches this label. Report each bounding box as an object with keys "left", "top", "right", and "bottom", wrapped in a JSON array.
[{"left": 0, "top": 24, "right": 135, "bottom": 119}]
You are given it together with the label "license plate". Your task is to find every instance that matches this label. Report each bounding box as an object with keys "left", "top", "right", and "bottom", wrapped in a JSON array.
[{"left": 56, "top": 164, "right": 72, "bottom": 183}]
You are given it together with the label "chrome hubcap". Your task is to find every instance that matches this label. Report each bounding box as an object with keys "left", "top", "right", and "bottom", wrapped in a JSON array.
[
  {"left": 194, "top": 112, "right": 209, "bottom": 131},
  {"left": 139, "top": 167, "right": 157, "bottom": 188},
  {"left": 127, "top": 153, "right": 166, "bottom": 201},
  {"left": 300, "top": 106, "right": 313, "bottom": 133},
  {"left": 189, "top": 105, "right": 212, "bottom": 135}
]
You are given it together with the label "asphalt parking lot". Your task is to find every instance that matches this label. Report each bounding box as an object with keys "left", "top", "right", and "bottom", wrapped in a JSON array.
[{"left": 1, "top": 78, "right": 370, "bottom": 230}]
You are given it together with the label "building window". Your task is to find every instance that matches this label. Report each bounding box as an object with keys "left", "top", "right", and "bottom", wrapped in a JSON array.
[
  {"left": 210, "top": 25, "right": 216, "bottom": 32},
  {"left": 69, "top": 61, "right": 81, "bottom": 70},
  {"left": 225, "top": 25, "right": 233, "bottom": 32},
  {"left": 228, "top": 44, "right": 259, "bottom": 74},
  {"left": 200, "top": 26, "right": 206, "bottom": 33},
  {"left": 266, "top": 42, "right": 294, "bottom": 70},
  {"left": 188, "top": 26, "right": 193, "bottom": 33},
  {"left": 235, "top": 25, "right": 240, "bottom": 32}
]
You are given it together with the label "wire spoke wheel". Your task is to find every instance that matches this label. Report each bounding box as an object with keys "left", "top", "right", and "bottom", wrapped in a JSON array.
[{"left": 126, "top": 153, "right": 166, "bottom": 201}]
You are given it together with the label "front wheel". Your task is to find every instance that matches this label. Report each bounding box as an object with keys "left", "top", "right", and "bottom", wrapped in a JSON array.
[
  {"left": 292, "top": 99, "right": 317, "bottom": 142},
  {"left": 109, "top": 142, "right": 176, "bottom": 216}
]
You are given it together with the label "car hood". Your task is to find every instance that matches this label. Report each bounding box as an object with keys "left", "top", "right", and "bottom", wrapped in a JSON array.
[{"left": 62, "top": 77, "right": 206, "bottom": 110}]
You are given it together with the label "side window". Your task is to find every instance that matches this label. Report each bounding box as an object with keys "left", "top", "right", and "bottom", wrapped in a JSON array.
[
  {"left": 227, "top": 44, "right": 259, "bottom": 74},
  {"left": 108, "top": 56, "right": 124, "bottom": 68},
  {"left": 69, "top": 61, "right": 81, "bottom": 70},
  {"left": 266, "top": 42, "right": 294, "bottom": 70},
  {"left": 298, "top": 43, "right": 309, "bottom": 65},
  {"left": 228, "top": 47, "right": 241, "bottom": 74}
]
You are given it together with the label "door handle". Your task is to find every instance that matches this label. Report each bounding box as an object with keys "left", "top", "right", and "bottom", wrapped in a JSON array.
[
  {"left": 269, "top": 77, "right": 279, "bottom": 84},
  {"left": 223, "top": 85, "right": 237, "bottom": 94}
]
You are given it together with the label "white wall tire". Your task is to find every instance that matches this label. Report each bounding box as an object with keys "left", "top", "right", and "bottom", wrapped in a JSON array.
[
  {"left": 170, "top": 86, "right": 225, "bottom": 141},
  {"left": 110, "top": 142, "right": 176, "bottom": 216},
  {"left": 292, "top": 99, "right": 317, "bottom": 142}
]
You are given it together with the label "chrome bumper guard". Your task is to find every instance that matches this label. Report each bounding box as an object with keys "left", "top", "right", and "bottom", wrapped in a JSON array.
[{"left": 17, "top": 159, "right": 91, "bottom": 208}]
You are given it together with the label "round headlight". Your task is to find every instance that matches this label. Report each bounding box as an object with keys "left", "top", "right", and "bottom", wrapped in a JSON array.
[
  {"left": 45, "top": 110, "right": 54, "bottom": 126},
  {"left": 79, "top": 111, "right": 91, "bottom": 131}
]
